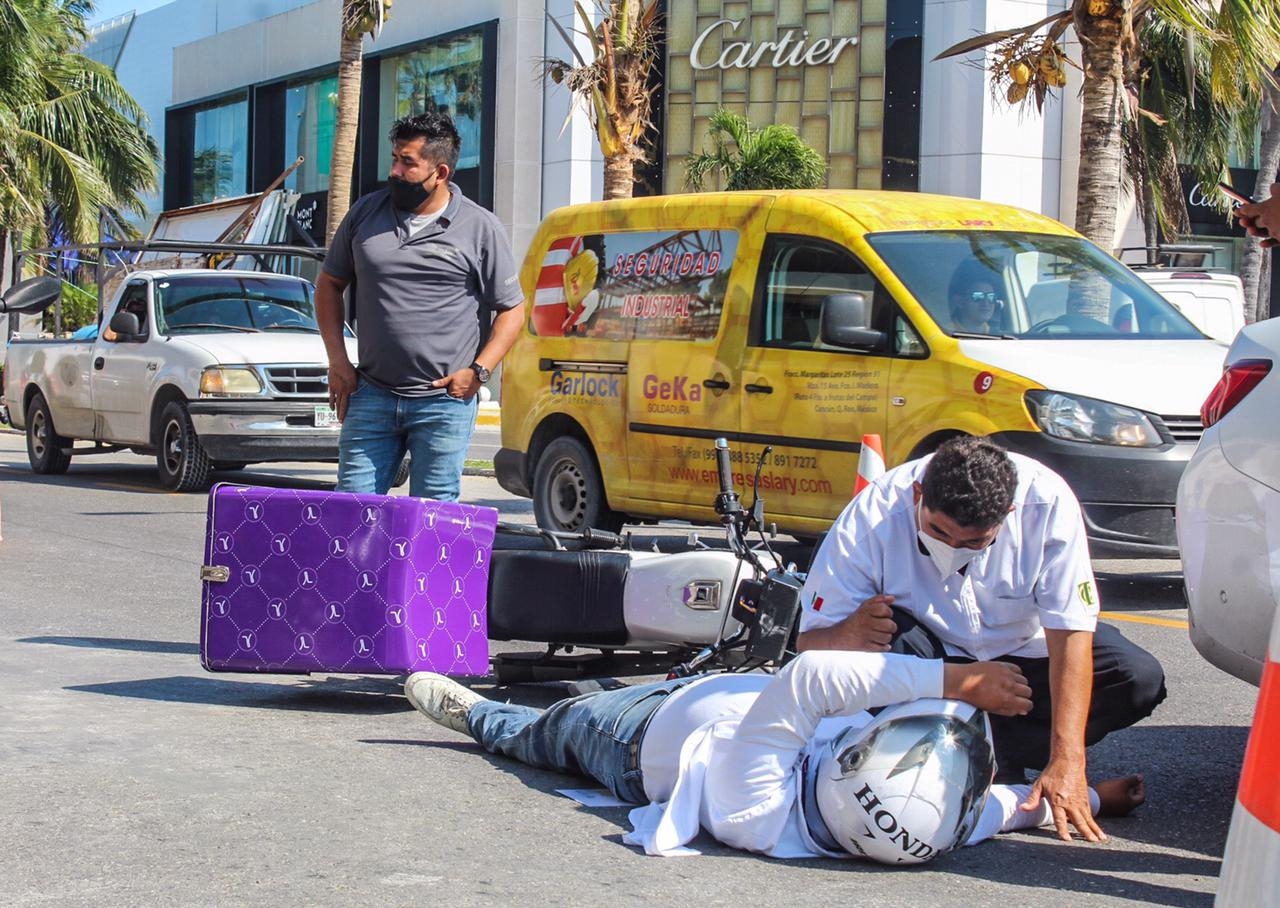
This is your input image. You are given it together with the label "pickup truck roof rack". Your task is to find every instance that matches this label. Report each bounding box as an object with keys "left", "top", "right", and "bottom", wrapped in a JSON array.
[
  {"left": 12, "top": 240, "right": 329, "bottom": 336},
  {"left": 1118, "top": 243, "right": 1227, "bottom": 272}
]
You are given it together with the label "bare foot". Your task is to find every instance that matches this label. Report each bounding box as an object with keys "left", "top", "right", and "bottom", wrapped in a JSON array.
[{"left": 1094, "top": 775, "right": 1145, "bottom": 818}]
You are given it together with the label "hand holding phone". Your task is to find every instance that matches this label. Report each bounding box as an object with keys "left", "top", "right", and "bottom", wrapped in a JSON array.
[
  {"left": 1218, "top": 182, "right": 1257, "bottom": 207},
  {"left": 1221, "top": 182, "right": 1272, "bottom": 240}
]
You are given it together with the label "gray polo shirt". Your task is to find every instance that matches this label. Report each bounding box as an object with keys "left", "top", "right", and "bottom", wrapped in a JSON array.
[{"left": 323, "top": 183, "right": 523, "bottom": 395}]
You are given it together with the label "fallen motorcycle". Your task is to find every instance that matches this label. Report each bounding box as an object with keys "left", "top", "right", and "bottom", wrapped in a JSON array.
[{"left": 487, "top": 437, "right": 806, "bottom": 682}]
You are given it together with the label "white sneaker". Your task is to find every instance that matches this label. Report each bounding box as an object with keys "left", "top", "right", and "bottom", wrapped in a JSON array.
[{"left": 404, "top": 672, "right": 484, "bottom": 735}]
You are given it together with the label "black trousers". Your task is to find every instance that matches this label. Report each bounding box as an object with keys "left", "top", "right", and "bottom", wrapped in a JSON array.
[{"left": 887, "top": 607, "right": 1168, "bottom": 771}]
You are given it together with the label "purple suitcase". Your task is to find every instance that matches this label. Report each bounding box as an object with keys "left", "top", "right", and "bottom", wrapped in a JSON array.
[{"left": 200, "top": 484, "right": 497, "bottom": 675}]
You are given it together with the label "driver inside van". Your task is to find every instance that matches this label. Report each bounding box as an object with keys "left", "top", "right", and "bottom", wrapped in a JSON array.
[{"left": 949, "top": 261, "right": 1004, "bottom": 334}]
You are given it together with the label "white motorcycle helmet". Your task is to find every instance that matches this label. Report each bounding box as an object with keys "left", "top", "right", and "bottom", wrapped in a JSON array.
[{"left": 812, "top": 698, "right": 995, "bottom": 865}]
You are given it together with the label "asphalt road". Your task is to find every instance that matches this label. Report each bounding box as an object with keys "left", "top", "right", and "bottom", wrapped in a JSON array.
[{"left": 0, "top": 430, "right": 1261, "bottom": 906}]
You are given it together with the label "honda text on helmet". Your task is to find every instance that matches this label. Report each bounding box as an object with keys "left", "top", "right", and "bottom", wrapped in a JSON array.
[{"left": 810, "top": 698, "right": 995, "bottom": 864}]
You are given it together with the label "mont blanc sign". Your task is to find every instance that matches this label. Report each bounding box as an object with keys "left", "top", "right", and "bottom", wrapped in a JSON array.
[{"left": 690, "top": 17, "right": 859, "bottom": 71}]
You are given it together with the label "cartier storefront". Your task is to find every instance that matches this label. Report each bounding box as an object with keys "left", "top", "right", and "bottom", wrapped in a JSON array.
[{"left": 660, "top": 0, "right": 924, "bottom": 193}]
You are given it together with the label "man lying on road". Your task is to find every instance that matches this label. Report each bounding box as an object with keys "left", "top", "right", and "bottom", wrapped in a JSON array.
[{"left": 405, "top": 651, "right": 1144, "bottom": 863}]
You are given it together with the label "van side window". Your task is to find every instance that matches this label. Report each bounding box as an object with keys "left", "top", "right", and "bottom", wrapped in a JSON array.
[{"left": 752, "top": 236, "right": 878, "bottom": 349}]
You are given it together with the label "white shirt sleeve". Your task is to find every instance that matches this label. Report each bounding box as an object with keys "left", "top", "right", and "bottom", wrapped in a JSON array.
[
  {"left": 798, "top": 494, "right": 890, "bottom": 632},
  {"left": 700, "top": 651, "right": 944, "bottom": 854},
  {"left": 1027, "top": 472, "right": 1100, "bottom": 632},
  {"left": 963, "top": 783, "right": 1102, "bottom": 846}
]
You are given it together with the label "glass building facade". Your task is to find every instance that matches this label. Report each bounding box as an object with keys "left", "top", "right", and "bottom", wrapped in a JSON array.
[
  {"left": 190, "top": 95, "right": 250, "bottom": 204},
  {"left": 164, "top": 23, "right": 496, "bottom": 237}
]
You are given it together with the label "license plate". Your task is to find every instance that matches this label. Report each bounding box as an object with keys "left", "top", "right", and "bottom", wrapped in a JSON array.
[{"left": 314, "top": 404, "right": 337, "bottom": 427}]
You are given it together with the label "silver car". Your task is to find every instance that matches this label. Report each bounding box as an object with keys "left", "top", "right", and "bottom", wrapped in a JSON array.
[{"left": 1176, "top": 317, "right": 1280, "bottom": 685}]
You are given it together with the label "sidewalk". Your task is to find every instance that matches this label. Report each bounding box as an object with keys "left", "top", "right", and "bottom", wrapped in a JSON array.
[{"left": 477, "top": 401, "right": 501, "bottom": 428}]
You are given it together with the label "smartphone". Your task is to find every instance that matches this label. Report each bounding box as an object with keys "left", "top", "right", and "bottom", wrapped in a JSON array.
[{"left": 1218, "top": 182, "right": 1257, "bottom": 207}]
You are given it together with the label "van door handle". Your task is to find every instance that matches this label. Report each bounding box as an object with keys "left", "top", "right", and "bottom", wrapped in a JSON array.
[
  {"left": 744, "top": 382, "right": 773, "bottom": 394},
  {"left": 93, "top": 357, "right": 105, "bottom": 370},
  {"left": 702, "top": 378, "right": 730, "bottom": 390}
]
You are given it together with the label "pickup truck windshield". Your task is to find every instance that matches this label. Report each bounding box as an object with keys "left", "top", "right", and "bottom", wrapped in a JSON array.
[
  {"left": 156, "top": 275, "right": 319, "bottom": 334},
  {"left": 866, "top": 231, "right": 1205, "bottom": 340}
]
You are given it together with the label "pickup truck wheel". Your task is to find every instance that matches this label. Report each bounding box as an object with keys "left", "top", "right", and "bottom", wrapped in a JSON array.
[
  {"left": 26, "top": 392, "right": 72, "bottom": 475},
  {"left": 392, "top": 455, "right": 410, "bottom": 488},
  {"left": 157, "top": 401, "right": 211, "bottom": 491},
  {"left": 532, "top": 436, "right": 623, "bottom": 533}
]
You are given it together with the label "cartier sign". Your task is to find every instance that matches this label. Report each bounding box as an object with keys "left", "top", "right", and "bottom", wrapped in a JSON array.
[{"left": 690, "top": 17, "right": 859, "bottom": 71}]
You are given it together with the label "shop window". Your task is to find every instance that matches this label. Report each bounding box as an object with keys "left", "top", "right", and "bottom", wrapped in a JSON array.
[
  {"left": 191, "top": 96, "right": 249, "bottom": 204},
  {"left": 377, "top": 31, "right": 484, "bottom": 171},
  {"left": 285, "top": 75, "right": 338, "bottom": 194}
]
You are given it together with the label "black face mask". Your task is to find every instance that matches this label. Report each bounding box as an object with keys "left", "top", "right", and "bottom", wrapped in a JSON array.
[{"left": 388, "top": 176, "right": 433, "bottom": 212}]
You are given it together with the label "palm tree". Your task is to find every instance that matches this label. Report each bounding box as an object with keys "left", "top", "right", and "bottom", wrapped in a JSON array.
[
  {"left": 0, "top": 0, "right": 158, "bottom": 263},
  {"left": 936, "top": 1, "right": 1280, "bottom": 255},
  {"left": 1242, "top": 70, "right": 1279, "bottom": 322},
  {"left": 544, "top": 0, "right": 661, "bottom": 200},
  {"left": 325, "top": 1, "right": 389, "bottom": 244},
  {"left": 685, "top": 110, "right": 827, "bottom": 192},
  {"left": 1121, "top": 16, "right": 1262, "bottom": 254}
]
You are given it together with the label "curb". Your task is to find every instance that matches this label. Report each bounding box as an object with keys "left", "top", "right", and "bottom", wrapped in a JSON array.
[{"left": 476, "top": 402, "right": 501, "bottom": 428}]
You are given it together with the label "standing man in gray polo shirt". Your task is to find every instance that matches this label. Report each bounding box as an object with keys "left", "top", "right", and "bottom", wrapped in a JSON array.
[{"left": 316, "top": 112, "right": 525, "bottom": 500}]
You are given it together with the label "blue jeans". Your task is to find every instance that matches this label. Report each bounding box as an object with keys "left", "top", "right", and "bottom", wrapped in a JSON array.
[
  {"left": 466, "top": 679, "right": 697, "bottom": 803},
  {"left": 337, "top": 378, "right": 477, "bottom": 501}
]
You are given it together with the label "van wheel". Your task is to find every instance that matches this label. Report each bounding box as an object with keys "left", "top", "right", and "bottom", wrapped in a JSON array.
[
  {"left": 26, "top": 392, "right": 72, "bottom": 474},
  {"left": 157, "top": 401, "right": 211, "bottom": 491},
  {"left": 532, "top": 437, "right": 623, "bottom": 533}
]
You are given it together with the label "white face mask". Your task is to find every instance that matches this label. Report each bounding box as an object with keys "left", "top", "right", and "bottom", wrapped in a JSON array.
[{"left": 917, "top": 502, "right": 984, "bottom": 578}]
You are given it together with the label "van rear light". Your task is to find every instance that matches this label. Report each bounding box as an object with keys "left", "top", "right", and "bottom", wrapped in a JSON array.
[{"left": 1200, "top": 359, "right": 1272, "bottom": 427}]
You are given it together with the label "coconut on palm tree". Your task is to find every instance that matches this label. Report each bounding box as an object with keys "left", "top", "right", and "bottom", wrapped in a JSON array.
[
  {"left": 543, "top": 0, "right": 661, "bottom": 200},
  {"left": 685, "top": 109, "right": 827, "bottom": 192}
]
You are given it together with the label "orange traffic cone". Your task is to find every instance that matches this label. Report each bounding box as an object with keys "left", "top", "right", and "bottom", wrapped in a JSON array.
[
  {"left": 853, "top": 434, "right": 885, "bottom": 497},
  {"left": 1217, "top": 610, "right": 1280, "bottom": 903}
]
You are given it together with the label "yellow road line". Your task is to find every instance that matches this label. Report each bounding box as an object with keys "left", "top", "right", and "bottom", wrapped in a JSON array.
[{"left": 1099, "top": 611, "right": 1189, "bottom": 630}]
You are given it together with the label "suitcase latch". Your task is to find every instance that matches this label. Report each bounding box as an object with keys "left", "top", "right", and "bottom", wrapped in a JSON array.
[
  {"left": 201, "top": 565, "right": 231, "bottom": 583},
  {"left": 683, "top": 580, "right": 722, "bottom": 610}
]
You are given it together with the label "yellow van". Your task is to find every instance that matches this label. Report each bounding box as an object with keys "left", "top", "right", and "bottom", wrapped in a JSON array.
[{"left": 495, "top": 191, "right": 1226, "bottom": 556}]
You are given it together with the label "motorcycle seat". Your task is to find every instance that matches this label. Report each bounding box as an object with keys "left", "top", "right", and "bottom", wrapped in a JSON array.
[{"left": 488, "top": 549, "right": 630, "bottom": 645}]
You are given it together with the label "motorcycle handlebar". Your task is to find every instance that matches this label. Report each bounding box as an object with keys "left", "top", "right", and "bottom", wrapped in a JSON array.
[{"left": 715, "top": 438, "right": 734, "bottom": 497}]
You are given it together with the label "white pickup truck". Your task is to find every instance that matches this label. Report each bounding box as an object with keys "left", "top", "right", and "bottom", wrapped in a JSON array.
[{"left": 3, "top": 268, "right": 356, "bottom": 490}]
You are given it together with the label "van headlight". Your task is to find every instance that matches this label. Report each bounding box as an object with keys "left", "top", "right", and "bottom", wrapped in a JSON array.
[
  {"left": 1024, "top": 390, "right": 1162, "bottom": 447},
  {"left": 200, "top": 367, "right": 263, "bottom": 397}
]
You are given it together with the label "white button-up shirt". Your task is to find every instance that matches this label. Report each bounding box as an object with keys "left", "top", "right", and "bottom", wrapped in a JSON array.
[{"left": 798, "top": 453, "right": 1099, "bottom": 660}]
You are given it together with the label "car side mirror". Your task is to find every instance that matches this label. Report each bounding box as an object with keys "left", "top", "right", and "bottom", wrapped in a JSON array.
[
  {"left": 0, "top": 275, "right": 62, "bottom": 314},
  {"left": 109, "top": 310, "right": 141, "bottom": 338},
  {"left": 819, "top": 292, "right": 887, "bottom": 351}
]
